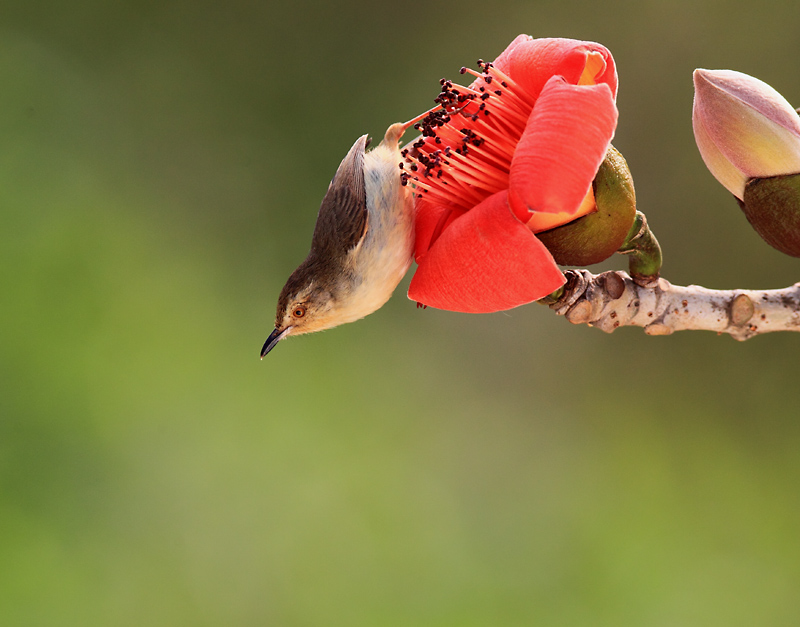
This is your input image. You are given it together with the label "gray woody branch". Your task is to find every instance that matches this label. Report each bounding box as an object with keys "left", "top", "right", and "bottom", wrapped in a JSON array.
[{"left": 547, "top": 270, "right": 800, "bottom": 341}]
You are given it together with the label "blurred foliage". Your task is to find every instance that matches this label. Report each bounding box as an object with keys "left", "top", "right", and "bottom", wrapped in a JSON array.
[{"left": 2, "top": 0, "right": 800, "bottom": 625}]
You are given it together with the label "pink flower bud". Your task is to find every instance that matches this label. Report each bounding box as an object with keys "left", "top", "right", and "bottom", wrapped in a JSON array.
[{"left": 692, "top": 69, "right": 800, "bottom": 199}]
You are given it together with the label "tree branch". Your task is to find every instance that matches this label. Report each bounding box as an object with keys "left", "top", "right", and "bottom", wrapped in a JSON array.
[{"left": 546, "top": 270, "right": 800, "bottom": 341}]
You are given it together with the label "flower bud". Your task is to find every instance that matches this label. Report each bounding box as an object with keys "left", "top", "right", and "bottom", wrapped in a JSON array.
[
  {"left": 536, "top": 145, "right": 637, "bottom": 265},
  {"left": 692, "top": 69, "right": 800, "bottom": 199}
]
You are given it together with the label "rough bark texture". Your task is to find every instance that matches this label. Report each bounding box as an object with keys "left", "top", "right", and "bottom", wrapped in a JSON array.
[{"left": 548, "top": 270, "right": 800, "bottom": 341}]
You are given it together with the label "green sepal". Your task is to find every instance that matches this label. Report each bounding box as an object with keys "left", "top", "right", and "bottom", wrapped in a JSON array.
[
  {"left": 617, "top": 211, "right": 662, "bottom": 281},
  {"left": 739, "top": 173, "right": 800, "bottom": 257},
  {"left": 537, "top": 145, "right": 637, "bottom": 266},
  {"left": 538, "top": 284, "right": 566, "bottom": 305}
]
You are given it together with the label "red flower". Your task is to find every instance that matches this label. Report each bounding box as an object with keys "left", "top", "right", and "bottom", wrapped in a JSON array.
[{"left": 404, "top": 35, "right": 618, "bottom": 313}]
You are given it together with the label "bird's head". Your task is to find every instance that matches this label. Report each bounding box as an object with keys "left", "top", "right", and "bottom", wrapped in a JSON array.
[{"left": 260, "top": 258, "right": 345, "bottom": 358}]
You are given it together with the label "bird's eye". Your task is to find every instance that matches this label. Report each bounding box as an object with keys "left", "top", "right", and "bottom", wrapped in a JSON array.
[{"left": 292, "top": 305, "right": 307, "bottom": 318}]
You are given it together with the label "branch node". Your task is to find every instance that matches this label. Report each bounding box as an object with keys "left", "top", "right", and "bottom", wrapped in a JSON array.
[
  {"left": 550, "top": 270, "right": 592, "bottom": 315},
  {"left": 730, "top": 293, "right": 755, "bottom": 326},
  {"left": 599, "top": 271, "right": 626, "bottom": 300},
  {"left": 632, "top": 273, "right": 661, "bottom": 288},
  {"left": 565, "top": 300, "right": 593, "bottom": 325}
]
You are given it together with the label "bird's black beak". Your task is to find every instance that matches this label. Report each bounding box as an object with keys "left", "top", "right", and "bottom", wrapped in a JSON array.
[{"left": 260, "top": 327, "right": 291, "bottom": 359}]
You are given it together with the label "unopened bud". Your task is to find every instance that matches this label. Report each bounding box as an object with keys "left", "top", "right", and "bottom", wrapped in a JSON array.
[
  {"left": 692, "top": 69, "right": 800, "bottom": 200},
  {"left": 537, "top": 145, "right": 637, "bottom": 265}
]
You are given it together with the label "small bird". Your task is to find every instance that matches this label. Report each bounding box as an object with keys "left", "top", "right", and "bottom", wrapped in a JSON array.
[{"left": 260, "top": 121, "right": 419, "bottom": 358}]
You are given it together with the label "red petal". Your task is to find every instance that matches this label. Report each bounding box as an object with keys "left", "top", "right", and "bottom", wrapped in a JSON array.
[
  {"left": 508, "top": 77, "right": 618, "bottom": 217},
  {"left": 490, "top": 34, "right": 532, "bottom": 74},
  {"left": 414, "top": 196, "right": 466, "bottom": 263},
  {"left": 408, "top": 190, "right": 565, "bottom": 313},
  {"left": 492, "top": 36, "right": 618, "bottom": 100}
]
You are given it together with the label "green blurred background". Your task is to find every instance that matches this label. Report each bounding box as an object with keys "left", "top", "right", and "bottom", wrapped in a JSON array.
[{"left": 2, "top": 1, "right": 800, "bottom": 625}]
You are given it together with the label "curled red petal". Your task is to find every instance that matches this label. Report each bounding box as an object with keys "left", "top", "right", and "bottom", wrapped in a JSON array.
[
  {"left": 490, "top": 36, "right": 618, "bottom": 100},
  {"left": 413, "top": 196, "right": 466, "bottom": 263},
  {"left": 408, "top": 190, "right": 565, "bottom": 313},
  {"left": 508, "top": 77, "right": 618, "bottom": 217},
  {"left": 489, "top": 34, "right": 532, "bottom": 74}
]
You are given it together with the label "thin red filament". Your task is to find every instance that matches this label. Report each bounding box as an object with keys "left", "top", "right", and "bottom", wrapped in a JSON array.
[{"left": 400, "top": 61, "right": 533, "bottom": 217}]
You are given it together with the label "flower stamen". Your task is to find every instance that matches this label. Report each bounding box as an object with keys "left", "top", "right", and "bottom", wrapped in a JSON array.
[{"left": 402, "top": 60, "right": 537, "bottom": 213}]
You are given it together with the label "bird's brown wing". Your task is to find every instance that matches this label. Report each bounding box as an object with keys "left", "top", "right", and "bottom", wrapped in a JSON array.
[{"left": 311, "top": 134, "right": 369, "bottom": 256}]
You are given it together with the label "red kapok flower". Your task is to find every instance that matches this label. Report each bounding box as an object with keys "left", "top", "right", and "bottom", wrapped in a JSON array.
[{"left": 404, "top": 35, "right": 619, "bottom": 313}]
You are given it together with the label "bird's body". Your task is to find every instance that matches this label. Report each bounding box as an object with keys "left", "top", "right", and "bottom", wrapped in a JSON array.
[
  {"left": 344, "top": 131, "right": 415, "bottom": 323},
  {"left": 261, "top": 124, "right": 415, "bottom": 356}
]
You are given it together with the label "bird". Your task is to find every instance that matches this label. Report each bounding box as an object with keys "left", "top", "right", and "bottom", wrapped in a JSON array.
[{"left": 260, "top": 120, "right": 421, "bottom": 358}]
